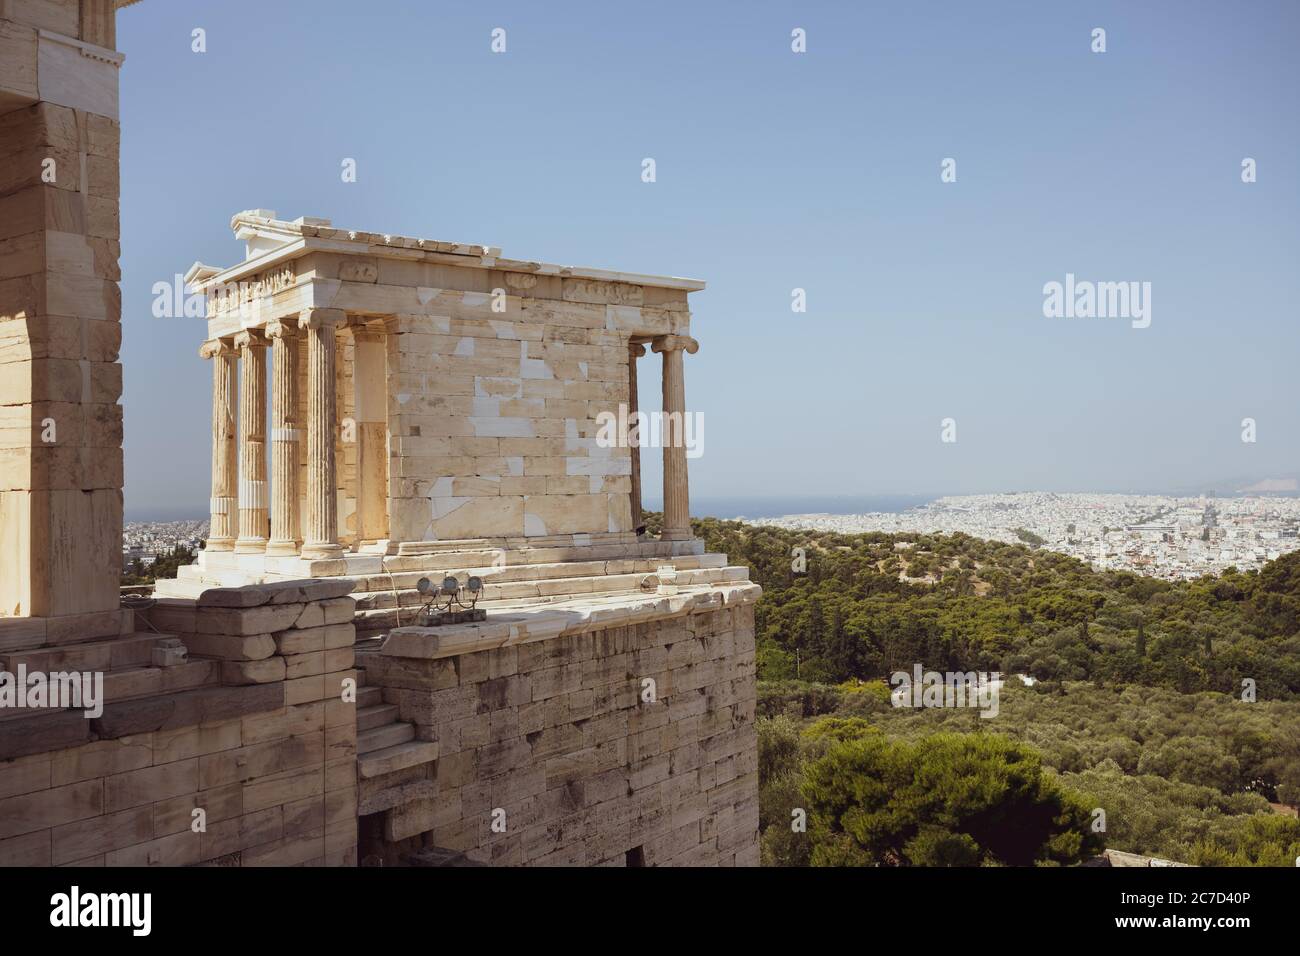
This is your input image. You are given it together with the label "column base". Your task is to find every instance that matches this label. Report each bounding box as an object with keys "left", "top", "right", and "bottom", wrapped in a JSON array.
[
  {"left": 234, "top": 537, "right": 269, "bottom": 554},
  {"left": 660, "top": 528, "right": 693, "bottom": 541},
  {"left": 301, "top": 542, "right": 345, "bottom": 560},
  {"left": 205, "top": 536, "right": 236, "bottom": 552},
  {"left": 265, "top": 540, "right": 302, "bottom": 557}
]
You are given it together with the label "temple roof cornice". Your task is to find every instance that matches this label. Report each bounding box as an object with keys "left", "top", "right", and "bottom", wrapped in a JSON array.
[{"left": 189, "top": 211, "right": 706, "bottom": 296}]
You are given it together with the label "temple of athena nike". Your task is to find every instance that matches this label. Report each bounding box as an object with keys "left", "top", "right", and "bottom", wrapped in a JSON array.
[{"left": 153, "top": 210, "right": 752, "bottom": 638}]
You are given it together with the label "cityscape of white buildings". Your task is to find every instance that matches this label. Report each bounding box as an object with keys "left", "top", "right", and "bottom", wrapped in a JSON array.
[
  {"left": 127, "top": 493, "right": 1300, "bottom": 581},
  {"left": 746, "top": 492, "right": 1300, "bottom": 580},
  {"left": 122, "top": 518, "right": 207, "bottom": 568}
]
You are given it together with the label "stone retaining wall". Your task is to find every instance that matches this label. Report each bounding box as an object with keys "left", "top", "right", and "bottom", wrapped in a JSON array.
[
  {"left": 359, "top": 599, "right": 759, "bottom": 866},
  {"left": 0, "top": 580, "right": 359, "bottom": 866}
]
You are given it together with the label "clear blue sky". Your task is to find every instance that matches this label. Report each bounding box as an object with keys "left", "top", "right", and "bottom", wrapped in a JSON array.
[{"left": 116, "top": 1, "right": 1300, "bottom": 518}]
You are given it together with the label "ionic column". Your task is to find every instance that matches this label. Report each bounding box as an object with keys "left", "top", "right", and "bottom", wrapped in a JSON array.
[
  {"left": 266, "top": 319, "right": 302, "bottom": 556},
  {"left": 234, "top": 329, "right": 269, "bottom": 552},
  {"left": 201, "top": 339, "right": 237, "bottom": 551},
  {"left": 299, "top": 308, "right": 346, "bottom": 559},
  {"left": 651, "top": 335, "right": 699, "bottom": 541},
  {"left": 628, "top": 342, "right": 646, "bottom": 532}
]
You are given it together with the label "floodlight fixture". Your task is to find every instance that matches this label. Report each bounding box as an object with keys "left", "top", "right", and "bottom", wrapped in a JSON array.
[{"left": 415, "top": 570, "right": 487, "bottom": 625}]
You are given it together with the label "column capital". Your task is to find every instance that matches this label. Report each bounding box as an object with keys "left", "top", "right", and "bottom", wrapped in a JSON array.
[
  {"left": 265, "top": 318, "right": 299, "bottom": 340},
  {"left": 629, "top": 342, "right": 647, "bottom": 358},
  {"left": 233, "top": 328, "right": 267, "bottom": 350},
  {"left": 298, "top": 307, "right": 347, "bottom": 332},
  {"left": 651, "top": 334, "right": 698, "bottom": 355},
  {"left": 198, "top": 338, "right": 234, "bottom": 360}
]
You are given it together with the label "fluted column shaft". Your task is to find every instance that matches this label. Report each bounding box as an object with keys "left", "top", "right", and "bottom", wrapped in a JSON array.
[
  {"left": 300, "top": 309, "right": 345, "bottom": 559},
  {"left": 234, "top": 330, "right": 269, "bottom": 552},
  {"left": 652, "top": 335, "right": 698, "bottom": 541},
  {"left": 202, "top": 339, "right": 237, "bottom": 551},
  {"left": 266, "top": 320, "right": 302, "bottom": 555},
  {"left": 628, "top": 342, "right": 646, "bottom": 532}
]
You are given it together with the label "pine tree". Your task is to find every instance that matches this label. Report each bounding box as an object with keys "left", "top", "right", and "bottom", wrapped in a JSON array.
[{"left": 828, "top": 606, "right": 851, "bottom": 680}]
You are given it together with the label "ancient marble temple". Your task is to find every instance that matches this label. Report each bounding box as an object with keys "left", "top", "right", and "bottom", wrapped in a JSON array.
[{"left": 159, "top": 210, "right": 706, "bottom": 591}]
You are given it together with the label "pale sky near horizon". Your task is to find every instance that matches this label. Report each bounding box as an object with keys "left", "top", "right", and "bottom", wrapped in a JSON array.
[{"left": 115, "top": 1, "right": 1300, "bottom": 518}]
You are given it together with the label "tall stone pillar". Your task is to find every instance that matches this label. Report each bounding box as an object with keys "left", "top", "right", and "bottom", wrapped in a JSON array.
[
  {"left": 234, "top": 330, "right": 269, "bottom": 552},
  {"left": 652, "top": 335, "right": 699, "bottom": 542},
  {"left": 201, "top": 339, "right": 238, "bottom": 551},
  {"left": 628, "top": 342, "right": 646, "bottom": 532},
  {"left": 299, "top": 309, "right": 345, "bottom": 559},
  {"left": 266, "top": 319, "right": 302, "bottom": 555},
  {"left": 352, "top": 327, "right": 388, "bottom": 544},
  {"left": 0, "top": 3, "right": 125, "bottom": 623}
]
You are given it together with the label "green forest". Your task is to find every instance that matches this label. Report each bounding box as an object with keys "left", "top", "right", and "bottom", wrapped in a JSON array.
[{"left": 686, "top": 516, "right": 1300, "bottom": 867}]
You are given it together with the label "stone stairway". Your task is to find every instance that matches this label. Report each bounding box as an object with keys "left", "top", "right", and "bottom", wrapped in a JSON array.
[
  {"left": 349, "top": 551, "right": 745, "bottom": 639},
  {"left": 152, "top": 539, "right": 747, "bottom": 642},
  {"left": 0, "top": 626, "right": 220, "bottom": 706},
  {"left": 354, "top": 669, "right": 438, "bottom": 779},
  {"left": 0, "top": 614, "right": 226, "bottom": 758}
]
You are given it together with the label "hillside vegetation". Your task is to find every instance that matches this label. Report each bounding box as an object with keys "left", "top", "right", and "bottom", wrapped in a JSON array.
[
  {"left": 695, "top": 518, "right": 1300, "bottom": 697},
  {"left": 684, "top": 516, "right": 1300, "bottom": 866}
]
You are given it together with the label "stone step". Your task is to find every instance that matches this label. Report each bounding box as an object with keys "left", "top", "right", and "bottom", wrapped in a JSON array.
[
  {"left": 100, "top": 661, "right": 220, "bottom": 703},
  {"left": 151, "top": 578, "right": 205, "bottom": 600},
  {"left": 401, "top": 847, "right": 486, "bottom": 867},
  {"left": 351, "top": 566, "right": 736, "bottom": 612},
  {"left": 358, "top": 778, "right": 437, "bottom": 816},
  {"left": 357, "top": 703, "right": 399, "bottom": 731},
  {"left": 155, "top": 551, "right": 728, "bottom": 607},
  {"left": 356, "top": 685, "right": 383, "bottom": 709},
  {"left": 381, "top": 540, "right": 691, "bottom": 571},
  {"left": 358, "top": 739, "right": 440, "bottom": 779},
  {"left": 0, "top": 631, "right": 174, "bottom": 673},
  {"left": 350, "top": 554, "right": 725, "bottom": 592},
  {"left": 0, "top": 653, "right": 221, "bottom": 719},
  {"left": 358, "top": 721, "right": 414, "bottom": 754}
]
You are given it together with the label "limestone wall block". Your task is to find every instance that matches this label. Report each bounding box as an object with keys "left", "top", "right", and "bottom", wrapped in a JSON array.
[
  {"left": 430, "top": 494, "right": 524, "bottom": 539},
  {"left": 522, "top": 494, "right": 609, "bottom": 537},
  {"left": 196, "top": 603, "right": 307, "bottom": 636}
]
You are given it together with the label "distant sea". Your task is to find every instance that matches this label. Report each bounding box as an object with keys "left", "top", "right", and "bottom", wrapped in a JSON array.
[
  {"left": 648, "top": 494, "right": 936, "bottom": 520},
  {"left": 125, "top": 487, "right": 1300, "bottom": 525},
  {"left": 129, "top": 495, "right": 937, "bottom": 524},
  {"left": 125, "top": 505, "right": 208, "bottom": 522}
]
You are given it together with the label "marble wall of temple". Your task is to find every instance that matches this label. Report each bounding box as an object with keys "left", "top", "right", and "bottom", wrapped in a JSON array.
[
  {"left": 0, "top": 0, "right": 124, "bottom": 631},
  {"left": 380, "top": 283, "right": 683, "bottom": 544}
]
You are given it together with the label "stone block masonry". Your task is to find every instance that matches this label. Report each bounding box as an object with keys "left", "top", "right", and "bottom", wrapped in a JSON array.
[
  {"left": 1, "top": 578, "right": 763, "bottom": 867},
  {"left": 358, "top": 591, "right": 760, "bottom": 866},
  {"left": 0, "top": 580, "right": 359, "bottom": 867},
  {"left": 0, "top": 0, "right": 125, "bottom": 625}
]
